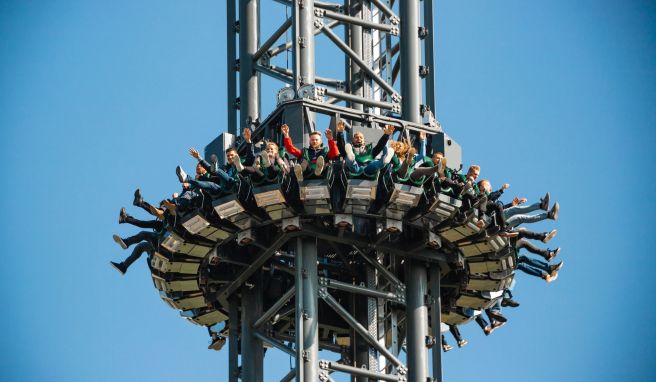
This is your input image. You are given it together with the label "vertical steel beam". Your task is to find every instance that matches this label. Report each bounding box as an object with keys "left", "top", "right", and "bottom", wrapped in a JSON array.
[
  {"left": 296, "top": 237, "right": 319, "bottom": 381},
  {"left": 295, "top": 238, "right": 305, "bottom": 382},
  {"left": 241, "top": 276, "right": 264, "bottom": 382},
  {"left": 226, "top": 0, "right": 238, "bottom": 135},
  {"left": 424, "top": 0, "right": 436, "bottom": 114},
  {"left": 400, "top": 0, "right": 422, "bottom": 122},
  {"left": 292, "top": 0, "right": 316, "bottom": 87},
  {"left": 228, "top": 296, "right": 239, "bottom": 382},
  {"left": 405, "top": 261, "right": 429, "bottom": 382},
  {"left": 347, "top": 0, "right": 364, "bottom": 114},
  {"left": 239, "top": 0, "right": 261, "bottom": 134},
  {"left": 429, "top": 264, "right": 443, "bottom": 382}
]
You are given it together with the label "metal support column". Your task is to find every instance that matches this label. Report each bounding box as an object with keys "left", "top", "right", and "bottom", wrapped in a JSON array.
[
  {"left": 241, "top": 274, "right": 264, "bottom": 382},
  {"left": 226, "top": 0, "right": 238, "bottom": 134},
  {"left": 239, "top": 0, "right": 261, "bottom": 133},
  {"left": 429, "top": 264, "right": 443, "bottom": 382},
  {"left": 405, "top": 261, "right": 429, "bottom": 382},
  {"left": 228, "top": 295, "right": 239, "bottom": 382},
  {"left": 424, "top": 0, "right": 436, "bottom": 114},
  {"left": 296, "top": 237, "right": 319, "bottom": 381},
  {"left": 400, "top": 0, "right": 422, "bottom": 122},
  {"left": 292, "top": 0, "right": 316, "bottom": 87}
]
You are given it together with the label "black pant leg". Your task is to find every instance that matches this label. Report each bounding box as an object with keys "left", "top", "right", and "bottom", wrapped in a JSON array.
[
  {"left": 516, "top": 229, "right": 545, "bottom": 241},
  {"left": 125, "top": 216, "right": 163, "bottom": 230},
  {"left": 516, "top": 239, "right": 550, "bottom": 260},
  {"left": 123, "top": 242, "right": 155, "bottom": 270},
  {"left": 449, "top": 325, "right": 463, "bottom": 342}
]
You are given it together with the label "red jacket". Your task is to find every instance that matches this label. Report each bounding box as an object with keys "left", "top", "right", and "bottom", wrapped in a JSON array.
[{"left": 283, "top": 136, "right": 339, "bottom": 162}]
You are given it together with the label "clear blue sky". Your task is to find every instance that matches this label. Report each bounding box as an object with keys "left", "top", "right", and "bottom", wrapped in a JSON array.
[{"left": 1, "top": 1, "right": 654, "bottom": 381}]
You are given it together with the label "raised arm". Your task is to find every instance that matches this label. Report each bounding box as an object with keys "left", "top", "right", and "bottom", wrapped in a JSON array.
[
  {"left": 335, "top": 121, "right": 347, "bottom": 158},
  {"left": 371, "top": 124, "right": 395, "bottom": 157},
  {"left": 416, "top": 131, "right": 427, "bottom": 161},
  {"left": 281, "top": 124, "right": 303, "bottom": 159},
  {"left": 325, "top": 128, "right": 339, "bottom": 160},
  {"left": 189, "top": 147, "right": 213, "bottom": 173},
  {"left": 242, "top": 128, "right": 256, "bottom": 165}
]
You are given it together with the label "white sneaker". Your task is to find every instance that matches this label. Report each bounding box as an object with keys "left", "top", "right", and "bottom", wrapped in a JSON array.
[
  {"left": 543, "top": 229, "right": 557, "bottom": 243},
  {"left": 176, "top": 165, "right": 188, "bottom": 183},
  {"left": 294, "top": 164, "right": 304, "bottom": 181},
  {"left": 233, "top": 155, "right": 244, "bottom": 172},
  {"left": 345, "top": 143, "right": 356, "bottom": 162},
  {"left": 314, "top": 156, "right": 325, "bottom": 176},
  {"left": 113, "top": 234, "right": 127, "bottom": 250},
  {"left": 383, "top": 147, "right": 395, "bottom": 164}
]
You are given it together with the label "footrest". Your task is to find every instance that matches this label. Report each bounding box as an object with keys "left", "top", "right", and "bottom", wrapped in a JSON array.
[{"left": 160, "top": 232, "right": 213, "bottom": 258}]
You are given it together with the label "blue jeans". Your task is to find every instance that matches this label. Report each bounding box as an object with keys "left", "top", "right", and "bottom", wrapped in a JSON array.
[
  {"left": 506, "top": 210, "right": 548, "bottom": 228},
  {"left": 346, "top": 147, "right": 387, "bottom": 176},
  {"left": 503, "top": 201, "right": 541, "bottom": 219},
  {"left": 188, "top": 179, "right": 224, "bottom": 195},
  {"left": 517, "top": 255, "right": 549, "bottom": 277}
]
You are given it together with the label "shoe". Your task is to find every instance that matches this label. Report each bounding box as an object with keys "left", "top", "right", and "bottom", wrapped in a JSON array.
[
  {"left": 133, "top": 188, "right": 143, "bottom": 207},
  {"left": 260, "top": 153, "right": 270, "bottom": 168},
  {"left": 442, "top": 344, "right": 453, "bottom": 352},
  {"left": 460, "top": 180, "right": 473, "bottom": 196},
  {"left": 233, "top": 155, "right": 244, "bottom": 172},
  {"left": 344, "top": 143, "right": 356, "bottom": 162},
  {"left": 119, "top": 207, "right": 128, "bottom": 224},
  {"left": 112, "top": 234, "right": 127, "bottom": 250},
  {"left": 110, "top": 261, "right": 127, "bottom": 275},
  {"left": 484, "top": 325, "right": 494, "bottom": 336},
  {"left": 549, "top": 260, "right": 564, "bottom": 276},
  {"left": 208, "top": 336, "right": 226, "bottom": 350},
  {"left": 498, "top": 229, "right": 519, "bottom": 238},
  {"left": 176, "top": 165, "right": 188, "bottom": 183},
  {"left": 501, "top": 298, "right": 520, "bottom": 308},
  {"left": 314, "top": 156, "right": 325, "bottom": 176},
  {"left": 546, "top": 247, "right": 561, "bottom": 262},
  {"left": 492, "top": 320, "right": 506, "bottom": 329},
  {"left": 548, "top": 202, "right": 559, "bottom": 220},
  {"left": 543, "top": 229, "right": 557, "bottom": 243},
  {"left": 540, "top": 192, "right": 550, "bottom": 211},
  {"left": 383, "top": 147, "right": 395, "bottom": 164},
  {"left": 293, "top": 164, "right": 304, "bottom": 181},
  {"left": 457, "top": 339, "right": 468, "bottom": 348},
  {"left": 437, "top": 157, "right": 447, "bottom": 178},
  {"left": 543, "top": 272, "right": 558, "bottom": 283},
  {"left": 487, "top": 310, "right": 507, "bottom": 323}
]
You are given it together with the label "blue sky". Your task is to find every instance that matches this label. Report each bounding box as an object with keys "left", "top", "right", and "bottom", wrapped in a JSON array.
[{"left": 1, "top": 1, "right": 654, "bottom": 381}]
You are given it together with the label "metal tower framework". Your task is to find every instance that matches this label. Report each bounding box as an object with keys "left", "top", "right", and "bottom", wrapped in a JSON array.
[{"left": 222, "top": 1, "right": 445, "bottom": 381}]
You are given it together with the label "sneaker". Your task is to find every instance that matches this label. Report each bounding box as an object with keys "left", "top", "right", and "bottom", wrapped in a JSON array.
[
  {"left": 457, "top": 339, "right": 468, "bottom": 348},
  {"left": 543, "top": 229, "right": 557, "bottom": 243},
  {"left": 548, "top": 202, "right": 559, "bottom": 220},
  {"left": 487, "top": 310, "right": 507, "bottom": 323},
  {"left": 260, "top": 153, "right": 270, "bottom": 168},
  {"left": 133, "top": 188, "right": 143, "bottom": 207},
  {"left": 176, "top": 165, "right": 188, "bottom": 183},
  {"left": 112, "top": 234, "right": 127, "bottom": 250},
  {"left": 383, "top": 147, "right": 395, "bottom": 165},
  {"left": 501, "top": 298, "right": 520, "bottom": 308},
  {"left": 549, "top": 260, "right": 564, "bottom": 276},
  {"left": 344, "top": 143, "right": 356, "bottom": 162},
  {"left": 314, "top": 156, "right": 325, "bottom": 176},
  {"left": 543, "top": 272, "right": 558, "bottom": 283},
  {"left": 483, "top": 325, "right": 494, "bottom": 336},
  {"left": 119, "top": 207, "right": 128, "bottom": 224},
  {"left": 540, "top": 192, "right": 550, "bottom": 211},
  {"left": 442, "top": 343, "right": 453, "bottom": 352},
  {"left": 233, "top": 155, "right": 244, "bottom": 172},
  {"left": 110, "top": 261, "right": 127, "bottom": 275},
  {"left": 437, "top": 157, "right": 447, "bottom": 178},
  {"left": 208, "top": 336, "right": 226, "bottom": 350},
  {"left": 546, "top": 247, "right": 561, "bottom": 262},
  {"left": 498, "top": 229, "right": 519, "bottom": 238},
  {"left": 492, "top": 320, "right": 506, "bottom": 329},
  {"left": 293, "top": 164, "right": 304, "bottom": 181}
]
